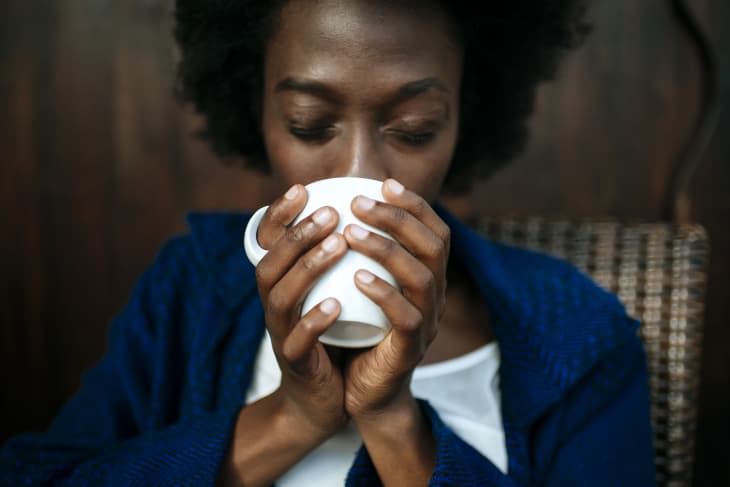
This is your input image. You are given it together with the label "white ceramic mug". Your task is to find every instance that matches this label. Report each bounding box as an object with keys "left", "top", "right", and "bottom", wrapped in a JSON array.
[{"left": 243, "top": 177, "right": 397, "bottom": 348}]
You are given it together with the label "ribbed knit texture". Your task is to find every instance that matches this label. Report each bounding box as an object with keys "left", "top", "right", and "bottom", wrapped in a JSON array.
[{"left": 1, "top": 207, "right": 655, "bottom": 486}]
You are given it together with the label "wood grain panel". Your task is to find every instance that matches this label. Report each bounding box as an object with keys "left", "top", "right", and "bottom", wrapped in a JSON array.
[
  {"left": 468, "top": 0, "right": 701, "bottom": 220},
  {"left": 0, "top": 0, "right": 59, "bottom": 438}
]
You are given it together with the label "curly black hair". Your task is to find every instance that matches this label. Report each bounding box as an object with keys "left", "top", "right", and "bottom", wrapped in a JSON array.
[{"left": 173, "top": 0, "right": 589, "bottom": 194}]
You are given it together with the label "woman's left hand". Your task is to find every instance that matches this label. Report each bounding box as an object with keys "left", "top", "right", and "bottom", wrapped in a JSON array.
[{"left": 342, "top": 178, "right": 450, "bottom": 422}]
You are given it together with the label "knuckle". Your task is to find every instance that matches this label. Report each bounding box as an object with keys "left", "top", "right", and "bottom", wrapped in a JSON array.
[
  {"left": 376, "top": 235, "right": 397, "bottom": 256},
  {"left": 299, "top": 254, "right": 318, "bottom": 272},
  {"left": 265, "top": 207, "right": 280, "bottom": 228},
  {"left": 260, "top": 223, "right": 281, "bottom": 247},
  {"left": 438, "top": 224, "right": 451, "bottom": 244},
  {"left": 411, "top": 197, "right": 428, "bottom": 216},
  {"left": 269, "top": 199, "right": 293, "bottom": 225},
  {"left": 373, "top": 282, "right": 397, "bottom": 305},
  {"left": 262, "top": 230, "right": 284, "bottom": 250},
  {"left": 390, "top": 205, "right": 409, "bottom": 223},
  {"left": 286, "top": 224, "right": 307, "bottom": 244},
  {"left": 280, "top": 340, "right": 298, "bottom": 363},
  {"left": 412, "top": 266, "right": 434, "bottom": 290},
  {"left": 267, "top": 288, "right": 291, "bottom": 315},
  {"left": 424, "top": 237, "right": 445, "bottom": 260},
  {"left": 423, "top": 270, "right": 436, "bottom": 290},
  {"left": 299, "top": 317, "right": 317, "bottom": 336},
  {"left": 255, "top": 262, "right": 271, "bottom": 285},
  {"left": 268, "top": 201, "right": 283, "bottom": 219},
  {"left": 382, "top": 283, "right": 400, "bottom": 301},
  {"left": 400, "top": 309, "right": 422, "bottom": 333}
]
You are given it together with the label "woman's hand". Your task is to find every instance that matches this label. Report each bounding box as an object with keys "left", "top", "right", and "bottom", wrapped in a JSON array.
[
  {"left": 253, "top": 184, "right": 349, "bottom": 441},
  {"left": 221, "top": 185, "right": 355, "bottom": 487},
  {"left": 342, "top": 178, "right": 450, "bottom": 421},
  {"left": 338, "top": 178, "right": 448, "bottom": 485}
]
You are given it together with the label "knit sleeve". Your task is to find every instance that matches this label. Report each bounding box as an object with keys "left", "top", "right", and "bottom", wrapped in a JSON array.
[
  {"left": 0, "top": 237, "right": 240, "bottom": 486},
  {"left": 346, "top": 400, "right": 517, "bottom": 487}
]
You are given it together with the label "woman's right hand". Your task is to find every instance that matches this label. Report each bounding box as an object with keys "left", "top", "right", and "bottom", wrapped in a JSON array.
[{"left": 253, "top": 184, "right": 349, "bottom": 441}]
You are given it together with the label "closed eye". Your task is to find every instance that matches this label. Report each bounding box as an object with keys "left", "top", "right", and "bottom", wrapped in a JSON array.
[
  {"left": 289, "top": 125, "right": 334, "bottom": 142},
  {"left": 393, "top": 131, "right": 436, "bottom": 146}
]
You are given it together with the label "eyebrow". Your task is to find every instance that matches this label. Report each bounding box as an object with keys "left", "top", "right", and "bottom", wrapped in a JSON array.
[{"left": 274, "top": 77, "right": 449, "bottom": 105}]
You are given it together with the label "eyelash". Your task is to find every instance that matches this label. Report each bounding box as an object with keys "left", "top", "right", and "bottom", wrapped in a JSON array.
[
  {"left": 394, "top": 131, "right": 435, "bottom": 146},
  {"left": 289, "top": 126, "right": 332, "bottom": 142},
  {"left": 288, "top": 125, "right": 436, "bottom": 146}
]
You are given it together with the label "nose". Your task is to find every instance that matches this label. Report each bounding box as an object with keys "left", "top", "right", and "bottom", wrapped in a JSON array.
[{"left": 339, "top": 126, "right": 389, "bottom": 181}]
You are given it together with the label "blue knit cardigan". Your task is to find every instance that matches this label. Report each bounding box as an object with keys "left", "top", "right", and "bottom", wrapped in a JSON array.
[{"left": 0, "top": 207, "right": 655, "bottom": 486}]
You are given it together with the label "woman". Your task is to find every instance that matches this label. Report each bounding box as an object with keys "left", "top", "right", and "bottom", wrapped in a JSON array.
[{"left": 0, "top": 1, "right": 655, "bottom": 485}]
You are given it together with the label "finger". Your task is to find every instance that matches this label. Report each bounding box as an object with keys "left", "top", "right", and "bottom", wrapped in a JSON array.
[
  {"left": 256, "top": 206, "right": 340, "bottom": 295},
  {"left": 350, "top": 187, "right": 449, "bottom": 278},
  {"left": 280, "top": 298, "right": 341, "bottom": 375},
  {"left": 343, "top": 224, "right": 437, "bottom": 312},
  {"left": 257, "top": 184, "right": 307, "bottom": 249},
  {"left": 353, "top": 270, "right": 436, "bottom": 359},
  {"left": 381, "top": 178, "right": 451, "bottom": 251},
  {"left": 263, "top": 232, "right": 347, "bottom": 338}
]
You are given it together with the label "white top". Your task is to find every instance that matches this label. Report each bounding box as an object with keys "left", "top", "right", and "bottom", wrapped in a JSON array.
[{"left": 245, "top": 332, "right": 507, "bottom": 485}]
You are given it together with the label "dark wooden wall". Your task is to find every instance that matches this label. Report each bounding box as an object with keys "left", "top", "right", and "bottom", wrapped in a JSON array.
[{"left": 1, "top": 0, "right": 727, "bottom": 484}]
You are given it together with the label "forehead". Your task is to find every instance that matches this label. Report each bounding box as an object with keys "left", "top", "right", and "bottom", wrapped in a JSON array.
[{"left": 265, "top": 0, "right": 462, "bottom": 94}]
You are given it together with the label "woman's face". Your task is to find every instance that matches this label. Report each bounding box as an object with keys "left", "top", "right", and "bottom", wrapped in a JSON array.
[{"left": 261, "top": 0, "right": 463, "bottom": 203}]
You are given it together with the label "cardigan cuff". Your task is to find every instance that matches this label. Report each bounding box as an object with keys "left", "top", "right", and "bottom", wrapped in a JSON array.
[{"left": 346, "top": 399, "right": 514, "bottom": 487}]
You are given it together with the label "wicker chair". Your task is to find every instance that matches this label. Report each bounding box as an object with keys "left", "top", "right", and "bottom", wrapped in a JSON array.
[{"left": 476, "top": 218, "right": 709, "bottom": 487}]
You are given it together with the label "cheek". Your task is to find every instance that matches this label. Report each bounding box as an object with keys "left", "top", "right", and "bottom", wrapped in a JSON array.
[
  {"left": 262, "top": 122, "right": 324, "bottom": 187},
  {"left": 400, "top": 132, "right": 456, "bottom": 202},
  {"left": 261, "top": 100, "right": 300, "bottom": 185}
]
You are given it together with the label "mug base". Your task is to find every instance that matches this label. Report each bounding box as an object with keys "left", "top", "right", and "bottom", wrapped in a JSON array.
[{"left": 318, "top": 320, "right": 387, "bottom": 348}]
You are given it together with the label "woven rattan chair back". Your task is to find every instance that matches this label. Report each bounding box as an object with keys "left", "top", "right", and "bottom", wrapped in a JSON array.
[{"left": 476, "top": 218, "right": 708, "bottom": 487}]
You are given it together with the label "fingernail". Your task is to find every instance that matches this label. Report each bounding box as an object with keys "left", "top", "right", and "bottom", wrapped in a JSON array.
[
  {"left": 313, "top": 207, "right": 332, "bottom": 225},
  {"left": 349, "top": 224, "right": 369, "bottom": 240},
  {"left": 356, "top": 196, "right": 375, "bottom": 211},
  {"left": 356, "top": 270, "right": 375, "bottom": 284},
  {"left": 322, "top": 234, "right": 339, "bottom": 252},
  {"left": 320, "top": 298, "right": 338, "bottom": 314},
  {"left": 386, "top": 179, "right": 404, "bottom": 195},
  {"left": 284, "top": 185, "right": 300, "bottom": 200}
]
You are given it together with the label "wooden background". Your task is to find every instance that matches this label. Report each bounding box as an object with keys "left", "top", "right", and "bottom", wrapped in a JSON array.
[{"left": 1, "top": 0, "right": 727, "bottom": 484}]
